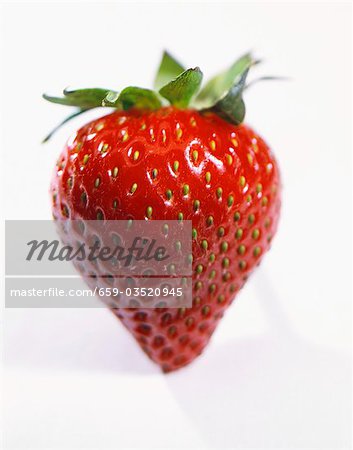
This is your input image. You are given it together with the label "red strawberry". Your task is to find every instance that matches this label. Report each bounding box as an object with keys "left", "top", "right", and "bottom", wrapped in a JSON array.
[{"left": 45, "top": 52, "right": 281, "bottom": 372}]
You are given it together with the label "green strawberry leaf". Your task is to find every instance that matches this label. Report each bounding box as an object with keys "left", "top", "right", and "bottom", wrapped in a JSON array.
[
  {"left": 154, "top": 50, "right": 185, "bottom": 91},
  {"left": 43, "top": 86, "right": 161, "bottom": 142},
  {"left": 43, "top": 88, "right": 114, "bottom": 109},
  {"left": 159, "top": 68, "right": 203, "bottom": 108},
  {"left": 110, "top": 87, "right": 162, "bottom": 110},
  {"left": 194, "top": 53, "right": 256, "bottom": 109},
  {"left": 205, "top": 69, "right": 248, "bottom": 125}
]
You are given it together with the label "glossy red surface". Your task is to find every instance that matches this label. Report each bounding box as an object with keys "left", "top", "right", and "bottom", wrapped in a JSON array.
[{"left": 51, "top": 107, "right": 281, "bottom": 372}]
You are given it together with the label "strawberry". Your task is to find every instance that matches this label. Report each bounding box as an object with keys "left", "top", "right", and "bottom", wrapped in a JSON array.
[{"left": 44, "top": 52, "right": 281, "bottom": 372}]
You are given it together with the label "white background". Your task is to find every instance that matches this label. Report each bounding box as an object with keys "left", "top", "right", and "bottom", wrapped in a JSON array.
[{"left": 1, "top": 1, "right": 352, "bottom": 449}]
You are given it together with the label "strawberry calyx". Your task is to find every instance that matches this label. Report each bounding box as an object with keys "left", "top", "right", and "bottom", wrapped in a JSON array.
[
  {"left": 159, "top": 67, "right": 203, "bottom": 108},
  {"left": 43, "top": 51, "right": 258, "bottom": 142}
]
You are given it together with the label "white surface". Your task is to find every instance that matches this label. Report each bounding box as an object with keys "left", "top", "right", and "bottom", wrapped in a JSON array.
[{"left": 1, "top": 1, "right": 352, "bottom": 449}]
